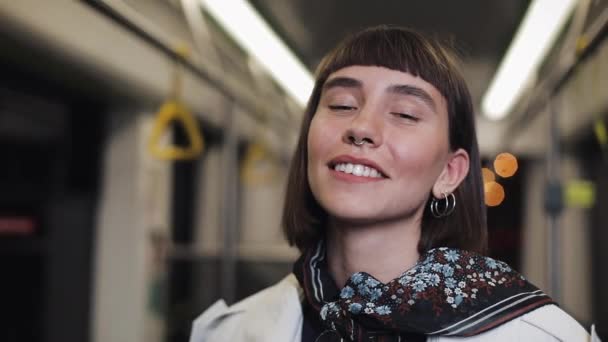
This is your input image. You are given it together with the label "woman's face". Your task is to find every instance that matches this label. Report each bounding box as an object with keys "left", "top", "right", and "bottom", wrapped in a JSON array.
[{"left": 307, "top": 65, "right": 458, "bottom": 225}]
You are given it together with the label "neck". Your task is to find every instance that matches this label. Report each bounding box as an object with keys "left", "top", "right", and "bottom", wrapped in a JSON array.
[{"left": 326, "top": 215, "right": 421, "bottom": 288}]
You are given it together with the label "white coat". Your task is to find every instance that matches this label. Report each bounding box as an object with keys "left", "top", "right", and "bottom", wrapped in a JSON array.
[{"left": 190, "top": 274, "right": 598, "bottom": 342}]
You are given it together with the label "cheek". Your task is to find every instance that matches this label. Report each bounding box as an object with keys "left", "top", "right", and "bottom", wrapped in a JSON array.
[
  {"left": 307, "top": 116, "right": 321, "bottom": 166},
  {"left": 389, "top": 133, "right": 446, "bottom": 180},
  {"left": 307, "top": 115, "right": 337, "bottom": 165},
  {"left": 307, "top": 116, "right": 326, "bottom": 189},
  {"left": 307, "top": 116, "right": 327, "bottom": 199}
]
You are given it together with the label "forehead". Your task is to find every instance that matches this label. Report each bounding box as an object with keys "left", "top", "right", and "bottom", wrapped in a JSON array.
[{"left": 329, "top": 65, "right": 442, "bottom": 94}]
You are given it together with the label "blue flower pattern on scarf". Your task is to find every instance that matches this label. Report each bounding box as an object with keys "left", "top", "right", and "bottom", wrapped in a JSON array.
[
  {"left": 295, "top": 244, "right": 553, "bottom": 340},
  {"left": 323, "top": 247, "right": 524, "bottom": 323}
]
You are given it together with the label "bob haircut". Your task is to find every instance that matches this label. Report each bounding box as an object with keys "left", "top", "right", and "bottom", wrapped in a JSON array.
[{"left": 282, "top": 25, "right": 487, "bottom": 255}]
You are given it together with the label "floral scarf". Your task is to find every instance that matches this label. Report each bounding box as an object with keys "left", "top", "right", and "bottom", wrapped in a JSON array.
[{"left": 294, "top": 242, "right": 554, "bottom": 341}]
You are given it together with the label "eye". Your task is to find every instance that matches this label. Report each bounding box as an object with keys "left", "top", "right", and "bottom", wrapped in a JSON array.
[
  {"left": 391, "top": 112, "right": 419, "bottom": 122},
  {"left": 329, "top": 105, "right": 357, "bottom": 111}
]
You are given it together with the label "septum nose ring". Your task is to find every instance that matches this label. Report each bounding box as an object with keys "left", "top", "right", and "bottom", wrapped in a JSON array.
[{"left": 353, "top": 138, "right": 365, "bottom": 146}]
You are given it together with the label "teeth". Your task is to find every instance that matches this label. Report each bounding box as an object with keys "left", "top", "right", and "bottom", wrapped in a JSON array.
[{"left": 332, "top": 163, "right": 383, "bottom": 178}]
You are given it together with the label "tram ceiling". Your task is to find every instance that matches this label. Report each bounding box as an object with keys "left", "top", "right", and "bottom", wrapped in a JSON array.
[{"left": 249, "top": 0, "right": 531, "bottom": 110}]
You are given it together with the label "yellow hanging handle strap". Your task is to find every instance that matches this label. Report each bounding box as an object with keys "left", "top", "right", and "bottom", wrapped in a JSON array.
[
  {"left": 148, "top": 45, "right": 205, "bottom": 160},
  {"left": 148, "top": 101, "right": 205, "bottom": 160},
  {"left": 240, "top": 142, "right": 278, "bottom": 186}
]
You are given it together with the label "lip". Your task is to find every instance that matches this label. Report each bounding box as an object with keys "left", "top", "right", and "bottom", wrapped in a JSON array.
[{"left": 328, "top": 155, "right": 389, "bottom": 178}]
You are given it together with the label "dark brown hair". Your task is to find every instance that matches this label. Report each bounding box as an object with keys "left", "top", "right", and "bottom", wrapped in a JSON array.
[{"left": 282, "top": 25, "right": 487, "bottom": 254}]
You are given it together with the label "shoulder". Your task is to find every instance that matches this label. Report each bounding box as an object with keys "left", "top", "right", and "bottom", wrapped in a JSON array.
[
  {"left": 189, "top": 274, "right": 304, "bottom": 342},
  {"left": 518, "top": 304, "right": 590, "bottom": 340},
  {"left": 431, "top": 304, "right": 591, "bottom": 342}
]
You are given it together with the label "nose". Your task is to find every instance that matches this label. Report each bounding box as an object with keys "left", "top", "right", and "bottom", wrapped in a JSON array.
[{"left": 342, "top": 104, "right": 383, "bottom": 147}]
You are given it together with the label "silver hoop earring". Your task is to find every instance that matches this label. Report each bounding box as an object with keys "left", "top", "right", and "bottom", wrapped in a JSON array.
[{"left": 430, "top": 192, "right": 456, "bottom": 218}]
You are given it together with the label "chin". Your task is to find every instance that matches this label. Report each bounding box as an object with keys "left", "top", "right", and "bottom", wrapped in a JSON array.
[
  {"left": 318, "top": 195, "right": 421, "bottom": 227},
  {"left": 321, "top": 202, "right": 387, "bottom": 224}
]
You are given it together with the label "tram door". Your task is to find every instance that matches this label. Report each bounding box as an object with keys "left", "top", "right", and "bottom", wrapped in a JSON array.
[
  {"left": 0, "top": 65, "right": 104, "bottom": 342},
  {"left": 584, "top": 138, "right": 608, "bottom": 337}
]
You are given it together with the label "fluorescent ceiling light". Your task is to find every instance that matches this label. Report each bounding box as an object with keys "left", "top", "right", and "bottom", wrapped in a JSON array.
[
  {"left": 482, "top": 0, "right": 578, "bottom": 120},
  {"left": 199, "top": 0, "right": 314, "bottom": 107}
]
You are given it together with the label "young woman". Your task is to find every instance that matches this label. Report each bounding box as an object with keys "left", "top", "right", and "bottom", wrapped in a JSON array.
[{"left": 190, "top": 26, "right": 591, "bottom": 341}]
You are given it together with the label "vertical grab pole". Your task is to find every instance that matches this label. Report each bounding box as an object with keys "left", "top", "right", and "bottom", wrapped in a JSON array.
[
  {"left": 545, "top": 97, "right": 563, "bottom": 303},
  {"left": 542, "top": 0, "right": 591, "bottom": 309},
  {"left": 220, "top": 101, "right": 239, "bottom": 304}
]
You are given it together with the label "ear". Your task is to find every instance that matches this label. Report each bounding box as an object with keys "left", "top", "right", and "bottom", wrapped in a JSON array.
[{"left": 432, "top": 148, "right": 470, "bottom": 198}]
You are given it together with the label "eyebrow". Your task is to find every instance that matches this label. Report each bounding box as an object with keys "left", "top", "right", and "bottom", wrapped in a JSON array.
[
  {"left": 388, "top": 84, "right": 437, "bottom": 112},
  {"left": 323, "top": 76, "right": 437, "bottom": 112},
  {"left": 322, "top": 77, "right": 362, "bottom": 91}
]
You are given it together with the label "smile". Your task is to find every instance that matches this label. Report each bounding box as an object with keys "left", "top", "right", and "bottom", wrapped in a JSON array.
[{"left": 332, "top": 163, "right": 384, "bottom": 178}]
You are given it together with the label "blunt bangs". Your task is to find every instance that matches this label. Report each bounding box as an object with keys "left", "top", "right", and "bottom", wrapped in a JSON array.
[{"left": 315, "top": 26, "right": 460, "bottom": 112}]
